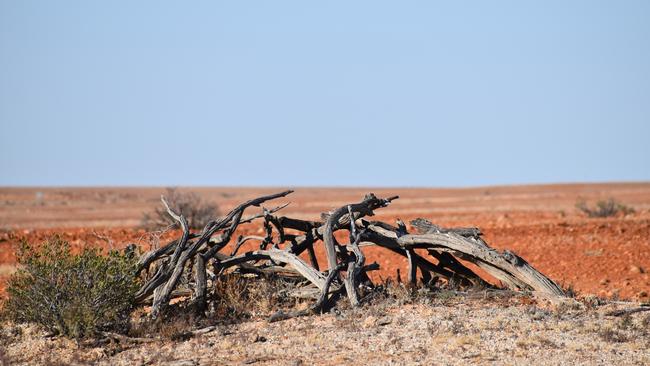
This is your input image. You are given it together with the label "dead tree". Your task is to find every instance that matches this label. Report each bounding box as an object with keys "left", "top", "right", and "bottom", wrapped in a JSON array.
[{"left": 135, "top": 191, "right": 565, "bottom": 318}]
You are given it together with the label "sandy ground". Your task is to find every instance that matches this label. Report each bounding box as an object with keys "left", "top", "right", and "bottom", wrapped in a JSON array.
[
  {"left": 2, "top": 295, "right": 649, "bottom": 365},
  {"left": 1, "top": 183, "right": 649, "bottom": 300}
]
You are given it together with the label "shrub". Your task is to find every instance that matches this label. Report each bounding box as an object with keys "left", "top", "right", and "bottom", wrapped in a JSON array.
[
  {"left": 141, "top": 187, "right": 220, "bottom": 230},
  {"left": 127, "top": 274, "right": 300, "bottom": 339},
  {"left": 211, "top": 274, "right": 298, "bottom": 320},
  {"left": 599, "top": 327, "right": 630, "bottom": 343},
  {"left": 575, "top": 198, "right": 635, "bottom": 218},
  {"left": 1, "top": 237, "right": 140, "bottom": 339}
]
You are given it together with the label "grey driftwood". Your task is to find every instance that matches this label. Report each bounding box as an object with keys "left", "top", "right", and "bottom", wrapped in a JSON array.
[{"left": 135, "top": 191, "right": 566, "bottom": 318}]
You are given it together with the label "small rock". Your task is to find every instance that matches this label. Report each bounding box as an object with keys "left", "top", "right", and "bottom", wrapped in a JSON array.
[
  {"left": 254, "top": 335, "right": 267, "bottom": 343},
  {"left": 163, "top": 361, "right": 197, "bottom": 366},
  {"left": 377, "top": 316, "right": 392, "bottom": 326},
  {"left": 630, "top": 265, "right": 645, "bottom": 274},
  {"left": 600, "top": 278, "right": 610, "bottom": 285},
  {"left": 362, "top": 316, "right": 377, "bottom": 328}
]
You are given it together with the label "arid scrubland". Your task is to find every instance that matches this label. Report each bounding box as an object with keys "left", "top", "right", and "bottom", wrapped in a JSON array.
[
  {"left": 1, "top": 185, "right": 649, "bottom": 365},
  {"left": 2, "top": 292, "right": 649, "bottom": 365}
]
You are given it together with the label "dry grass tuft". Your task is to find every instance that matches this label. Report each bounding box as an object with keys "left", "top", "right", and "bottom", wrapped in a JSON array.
[
  {"left": 129, "top": 273, "right": 307, "bottom": 340},
  {"left": 576, "top": 198, "right": 635, "bottom": 218},
  {"left": 599, "top": 327, "right": 630, "bottom": 343},
  {"left": 211, "top": 273, "right": 305, "bottom": 320}
]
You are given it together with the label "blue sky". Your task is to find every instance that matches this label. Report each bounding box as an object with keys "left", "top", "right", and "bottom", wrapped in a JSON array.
[{"left": 1, "top": 1, "right": 649, "bottom": 187}]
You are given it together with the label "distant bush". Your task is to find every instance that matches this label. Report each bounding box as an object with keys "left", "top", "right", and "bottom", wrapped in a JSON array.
[
  {"left": 1, "top": 237, "right": 140, "bottom": 339},
  {"left": 575, "top": 198, "right": 635, "bottom": 218},
  {"left": 141, "top": 187, "right": 220, "bottom": 230}
]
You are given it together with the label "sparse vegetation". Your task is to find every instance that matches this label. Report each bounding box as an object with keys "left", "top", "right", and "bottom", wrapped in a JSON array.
[
  {"left": 126, "top": 273, "right": 306, "bottom": 340},
  {"left": 7, "top": 188, "right": 649, "bottom": 365},
  {"left": 2, "top": 279, "right": 650, "bottom": 365},
  {"left": 211, "top": 274, "right": 301, "bottom": 320},
  {"left": 560, "top": 282, "right": 578, "bottom": 298},
  {"left": 141, "top": 187, "right": 220, "bottom": 230},
  {"left": 1, "top": 237, "right": 140, "bottom": 339},
  {"left": 576, "top": 198, "right": 635, "bottom": 218},
  {"left": 599, "top": 327, "right": 631, "bottom": 343}
]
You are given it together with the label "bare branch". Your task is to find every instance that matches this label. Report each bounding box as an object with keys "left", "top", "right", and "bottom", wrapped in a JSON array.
[{"left": 135, "top": 191, "right": 566, "bottom": 321}]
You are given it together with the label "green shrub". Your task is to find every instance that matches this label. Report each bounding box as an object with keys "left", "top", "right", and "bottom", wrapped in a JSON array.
[
  {"left": 575, "top": 198, "right": 635, "bottom": 218},
  {"left": 1, "top": 236, "right": 140, "bottom": 339}
]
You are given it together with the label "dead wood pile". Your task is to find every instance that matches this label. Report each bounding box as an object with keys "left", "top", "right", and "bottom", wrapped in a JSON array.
[{"left": 135, "top": 191, "right": 565, "bottom": 318}]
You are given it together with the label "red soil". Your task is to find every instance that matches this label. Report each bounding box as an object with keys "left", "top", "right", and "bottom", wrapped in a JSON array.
[{"left": 1, "top": 184, "right": 649, "bottom": 300}]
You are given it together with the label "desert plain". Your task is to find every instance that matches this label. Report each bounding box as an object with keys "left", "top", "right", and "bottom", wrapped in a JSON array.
[
  {"left": 1, "top": 183, "right": 649, "bottom": 365},
  {"left": 1, "top": 182, "right": 649, "bottom": 300}
]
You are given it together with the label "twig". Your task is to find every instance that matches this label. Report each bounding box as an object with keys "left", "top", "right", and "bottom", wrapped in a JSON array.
[
  {"left": 101, "top": 332, "right": 157, "bottom": 344},
  {"left": 606, "top": 306, "right": 650, "bottom": 317}
]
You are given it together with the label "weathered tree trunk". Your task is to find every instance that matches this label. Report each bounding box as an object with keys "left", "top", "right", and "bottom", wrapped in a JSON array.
[{"left": 135, "top": 191, "right": 565, "bottom": 319}]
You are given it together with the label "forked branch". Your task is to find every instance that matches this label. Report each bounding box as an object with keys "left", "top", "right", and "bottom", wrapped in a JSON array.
[{"left": 135, "top": 191, "right": 565, "bottom": 319}]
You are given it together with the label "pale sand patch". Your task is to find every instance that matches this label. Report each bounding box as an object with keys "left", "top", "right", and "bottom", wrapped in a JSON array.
[{"left": 0, "top": 264, "right": 16, "bottom": 276}]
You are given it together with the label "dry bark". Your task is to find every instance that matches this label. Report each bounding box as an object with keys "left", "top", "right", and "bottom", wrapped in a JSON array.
[{"left": 135, "top": 190, "right": 566, "bottom": 318}]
